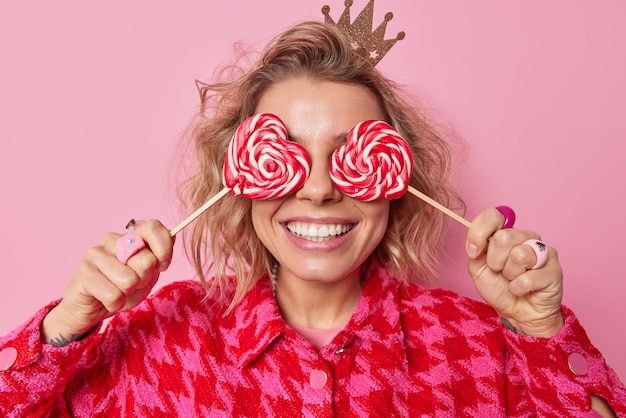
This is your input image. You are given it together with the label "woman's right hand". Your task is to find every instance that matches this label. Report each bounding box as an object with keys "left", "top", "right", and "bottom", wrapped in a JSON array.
[{"left": 41, "top": 219, "right": 174, "bottom": 346}]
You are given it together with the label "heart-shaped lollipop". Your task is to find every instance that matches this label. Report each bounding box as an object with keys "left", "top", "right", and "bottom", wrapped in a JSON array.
[
  {"left": 223, "top": 113, "right": 311, "bottom": 199},
  {"left": 330, "top": 120, "right": 413, "bottom": 201}
]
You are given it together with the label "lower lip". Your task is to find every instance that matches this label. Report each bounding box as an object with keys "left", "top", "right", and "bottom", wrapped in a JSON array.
[{"left": 282, "top": 225, "right": 354, "bottom": 251}]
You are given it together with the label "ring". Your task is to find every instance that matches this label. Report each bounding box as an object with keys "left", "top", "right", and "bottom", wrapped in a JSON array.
[
  {"left": 495, "top": 206, "right": 516, "bottom": 229},
  {"left": 522, "top": 239, "right": 548, "bottom": 270},
  {"left": 116, "top": 219, "right": 146, "bottom": 264}
]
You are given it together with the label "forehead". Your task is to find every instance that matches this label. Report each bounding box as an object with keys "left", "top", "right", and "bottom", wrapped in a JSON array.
[{"left": 255, "top": 78, "right": 385, "bottom": 144}]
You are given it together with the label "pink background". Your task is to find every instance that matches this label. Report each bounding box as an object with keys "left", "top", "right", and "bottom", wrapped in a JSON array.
[{"left": 1, "top": 1, "right": 624, "bottom": 380}]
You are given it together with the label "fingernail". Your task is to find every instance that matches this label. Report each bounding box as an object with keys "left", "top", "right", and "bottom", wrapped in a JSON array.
[
  {"left": 467, "top": 244, "right": 479, "bottom": 258},
  {"left": 158, "top": 260, "right": 170, "bottom": 272}
]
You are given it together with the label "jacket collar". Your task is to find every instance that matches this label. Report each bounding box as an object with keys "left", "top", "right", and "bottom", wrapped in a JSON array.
[
  {"left": 218, "top": 273, "right": 286, "bottom": 368},
  {"left": 221, "top": 266, "right": 408, "bottom": 368}
]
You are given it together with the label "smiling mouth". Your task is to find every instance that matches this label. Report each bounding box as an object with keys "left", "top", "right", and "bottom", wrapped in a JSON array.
[{"left": 285, "top": 222, "right": 355, "bottom": 242}]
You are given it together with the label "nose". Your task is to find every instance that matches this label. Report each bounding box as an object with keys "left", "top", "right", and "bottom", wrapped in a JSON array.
[{"left": 295, "top": 156, "right": 342, "bottom": 205}]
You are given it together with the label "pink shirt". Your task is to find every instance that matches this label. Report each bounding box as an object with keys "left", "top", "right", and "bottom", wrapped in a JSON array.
[
  {"left": 288, "top": 323, "right": 346, "bottom": 350},
  {"left": 1, "top": 266, "right": 625, "bottom": 417}
]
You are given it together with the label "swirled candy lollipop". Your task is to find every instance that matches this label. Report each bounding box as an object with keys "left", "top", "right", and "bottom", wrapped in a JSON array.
[
  {"left": 170, "top": 113, "right": 310, "bottom": 236},
  {"left": 330, "top": 120, "right": 471, "bottom": 227},
  {"left": 223, "top": 113, "right": 311, "bottom": 199},
  {"left": 330, "top": 120, "right": 412, "bottom": 201}
]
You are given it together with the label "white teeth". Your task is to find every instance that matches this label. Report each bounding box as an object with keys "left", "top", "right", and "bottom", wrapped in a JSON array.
[{"left": 286, "top": 223, "right": 353, "bottom": 241}]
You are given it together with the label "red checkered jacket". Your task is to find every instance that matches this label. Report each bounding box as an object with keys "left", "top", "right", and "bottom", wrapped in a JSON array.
[{"left": 1, "top": 266, "right": 625, "bottom": 417}]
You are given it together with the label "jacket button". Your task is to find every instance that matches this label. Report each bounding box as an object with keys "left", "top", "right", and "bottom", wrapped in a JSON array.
[
  {"left": 309, "top": 369, "right": 327, "bottom": 389},
  {"left": 568, "top": 352, "right": 589, "bottom": 376},
  {"left": 0, "top": 347, "right": 17, "bottom": 371}
]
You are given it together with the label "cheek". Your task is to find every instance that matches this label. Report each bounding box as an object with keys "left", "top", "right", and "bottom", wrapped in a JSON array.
[
  {"left": 251, "top": 200, "right": 281, "bottom": 245},
  {"left": 250, "top": 201, "right": 267, "bottom": 233},
  {"left": 376, "top": 209, "right": 390, "bottom": 239},
  {"left": 364, "top": 200, "right": 391, "bottom": 243}
]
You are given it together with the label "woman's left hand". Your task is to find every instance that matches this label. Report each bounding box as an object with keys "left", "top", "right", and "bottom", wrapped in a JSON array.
[{"left": 466, "top": 208, "right": 564, "bottom": 337}]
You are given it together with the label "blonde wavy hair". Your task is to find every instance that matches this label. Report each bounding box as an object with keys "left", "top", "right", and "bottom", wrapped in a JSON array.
[{"left": 178, "top": 21, "right": 463, "bottom": 310}]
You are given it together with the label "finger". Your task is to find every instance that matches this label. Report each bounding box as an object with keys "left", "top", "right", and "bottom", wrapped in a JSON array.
[
  {"left": 506, "top": 247, "right": 562, "bottom": 297},
  {"left": 466, "top": 208, "right": 510, "bottom": 259},
  {"left": 96, "top": 240, "right": 160, "bottom": 297},
  {"left": 120, "top": 255, "right": 159, "bottom": 294},
  {"left": 134, "top": 219, "right": 174, "bottom": 271},
  {"left": 488, "top": 229, "right": 541, "bottom": 275},
  {"left": 86, "top": 258, "right": 160, "bottom": 314},
  {"left": 502, "top": 241, "right": 549, "bottom": 279},
  {"left": 522, "top": 239, "right": 549, "bottom": 270},
  {"left": 74, "top": 252, "right": 127, "bottom": 313},
  {"left": 103, "top": 246, "right": 161, "bottom": 296},
  {"left": 101, "top": 219, "right": 174, "bottom": 271},
  {"left": 79, "top": 262, "right": 156, "bottom": 314},
  {"left": 123, "top": 246, "right": 160, "bottom": 290},
  {"left": 123, "top": 277, "right": 159, "bottom": 309},
  {"left": 80, "top": 247, "right": 160, "bottom": 313},
  {"left": 85, "top": 245, "right": 145, "bottom": 297}
]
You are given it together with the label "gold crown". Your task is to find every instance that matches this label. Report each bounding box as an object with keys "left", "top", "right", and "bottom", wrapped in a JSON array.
[{"left": 322, "top": 0, "right": 405, "bottom": 66}]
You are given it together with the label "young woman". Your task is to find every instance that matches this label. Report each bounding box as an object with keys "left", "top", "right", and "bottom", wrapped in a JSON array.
[{"left": 1, "top": 20, "right": 624, "bottom": 417}]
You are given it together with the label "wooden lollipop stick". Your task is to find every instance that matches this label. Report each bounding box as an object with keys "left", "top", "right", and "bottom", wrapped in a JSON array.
[
  {"left": 170, "top": 187, "right": 231, "bottom": 236},
  {"left": 169, "top": 185, "right": 468, "bottom": 236},
  {"left": 407, "top": 186, "right": 471, "bottom": 228}
]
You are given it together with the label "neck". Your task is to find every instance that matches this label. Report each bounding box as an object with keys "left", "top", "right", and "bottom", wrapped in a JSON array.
[{"left": 273, "top": 266, "right": 362, "bottom": 329}]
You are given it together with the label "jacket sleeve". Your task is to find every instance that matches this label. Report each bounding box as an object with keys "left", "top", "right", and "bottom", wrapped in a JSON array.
[
  {"left": 0, "top": 300, "right": 102, "bottom": 418},
  {"left": 503, "top": 305, "right": 626, "bottom": 417}
]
